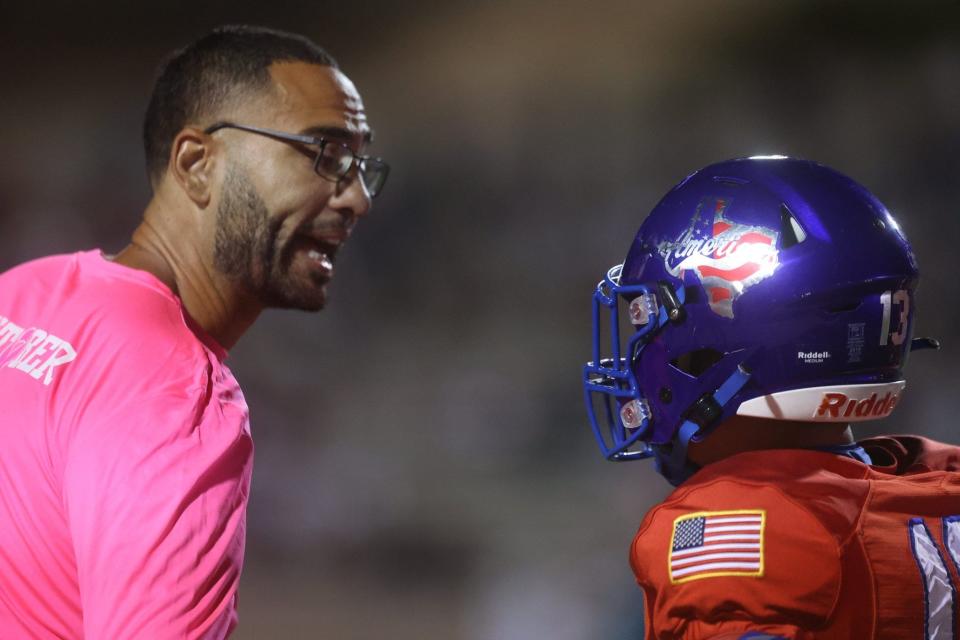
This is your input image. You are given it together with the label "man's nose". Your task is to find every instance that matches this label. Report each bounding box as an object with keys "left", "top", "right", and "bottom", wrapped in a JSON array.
[{"left": 331, "top": 170, "right": 372, "bottom": 225}]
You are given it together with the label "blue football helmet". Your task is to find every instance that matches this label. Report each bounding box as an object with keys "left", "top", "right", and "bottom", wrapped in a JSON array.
[{"left": 583, "top": 157, "right": 934, "bottom": 484}]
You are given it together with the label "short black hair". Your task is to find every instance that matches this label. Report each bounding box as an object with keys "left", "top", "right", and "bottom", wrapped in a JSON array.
[{"left": 143, "top": 25, "right": 338, "bottom": 187}]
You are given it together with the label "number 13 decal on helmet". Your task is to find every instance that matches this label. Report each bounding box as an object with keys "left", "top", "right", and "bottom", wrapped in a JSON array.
[{"left": 880, "top": 289, "right": 909, "bottom": 347}]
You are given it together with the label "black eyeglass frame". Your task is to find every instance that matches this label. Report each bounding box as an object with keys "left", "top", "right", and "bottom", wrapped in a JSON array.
[{"left": 203, "top": 121, "right": 390, "bottom": 198}]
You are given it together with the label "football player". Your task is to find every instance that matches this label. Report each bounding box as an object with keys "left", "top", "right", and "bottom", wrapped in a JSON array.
[{"left": 583, "top": 157, "right": 959, "bottom": 639}]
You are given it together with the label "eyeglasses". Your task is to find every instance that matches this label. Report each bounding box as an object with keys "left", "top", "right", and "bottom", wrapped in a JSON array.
[{"left": 204, "top": 121, "right": 390, "bottom": 198}]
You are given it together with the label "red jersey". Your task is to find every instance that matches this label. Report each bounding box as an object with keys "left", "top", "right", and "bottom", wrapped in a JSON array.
[{"left": 631, "top": 436, "right": 960, "bottom": 639}]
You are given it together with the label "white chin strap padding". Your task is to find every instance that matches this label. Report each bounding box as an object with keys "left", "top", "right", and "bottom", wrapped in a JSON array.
[{"left": 736, "top": 381, "right": 906, "bottom": 422}]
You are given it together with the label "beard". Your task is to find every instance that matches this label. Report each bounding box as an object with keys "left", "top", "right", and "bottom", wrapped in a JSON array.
[{"left": 213, "top": 165, "right": 328, "bottom": 311}]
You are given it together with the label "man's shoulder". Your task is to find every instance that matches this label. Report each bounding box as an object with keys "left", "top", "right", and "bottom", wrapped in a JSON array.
[
  {"left": 2, "top": 250, "right": 174, "bottom": 314},
  {"left": 0, "top": 251, "right": 78, "bottom": 284},
  {"left": 2, "top": 251, "right": 216, "bottom": 383}
]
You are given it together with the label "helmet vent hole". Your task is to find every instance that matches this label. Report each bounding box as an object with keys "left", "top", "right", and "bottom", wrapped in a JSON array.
[
  {"left": 671, "top": 348, "right": 724, "bottom": 377},
  {"left": 780, "top": 204, "right": 808, "bottom": 248}
]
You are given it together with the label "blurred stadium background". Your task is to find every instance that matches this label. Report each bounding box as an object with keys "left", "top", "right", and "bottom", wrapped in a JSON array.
[{"left": 1, "top": 1, "right": 958, "bottom": 637}]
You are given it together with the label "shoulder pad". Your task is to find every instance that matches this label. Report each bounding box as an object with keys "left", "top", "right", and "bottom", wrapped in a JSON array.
[{"left": 632, "top": 478, "right": 846, "bottom": 634}]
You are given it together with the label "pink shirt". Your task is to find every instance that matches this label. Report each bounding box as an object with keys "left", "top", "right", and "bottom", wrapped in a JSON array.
[{"left": 0, "top": 251, "right": 252, "bottom": 638}]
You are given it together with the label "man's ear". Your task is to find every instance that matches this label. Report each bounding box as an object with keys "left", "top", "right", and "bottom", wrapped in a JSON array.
[{"left": 169, "top": 128, "right": 216, "bottom": 207}]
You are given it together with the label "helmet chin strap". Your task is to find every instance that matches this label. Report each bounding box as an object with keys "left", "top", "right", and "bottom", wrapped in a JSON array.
[{"left": 654, "top": 364, "right": 753, "bottom": 486}]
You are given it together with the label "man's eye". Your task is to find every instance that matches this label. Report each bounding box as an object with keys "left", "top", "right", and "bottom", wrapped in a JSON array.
[{"left": 317, "top": 145, "right": 350, "bottom": 175}]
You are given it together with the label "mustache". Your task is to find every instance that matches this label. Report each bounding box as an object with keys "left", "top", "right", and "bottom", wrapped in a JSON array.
[
  {"left": 275, "top": 214, "right": 351, "bottom": 270},
  {"left": 301, "top": 216, "right": 351, "bottom": 236}
]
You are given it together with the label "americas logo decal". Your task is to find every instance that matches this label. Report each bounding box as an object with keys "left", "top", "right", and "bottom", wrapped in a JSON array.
[{"left": 656, "top": 197, "right": 780, "bottom": 318}]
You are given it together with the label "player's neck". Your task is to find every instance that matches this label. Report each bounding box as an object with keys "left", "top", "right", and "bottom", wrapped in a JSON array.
[
  {"left": 111, "top": 198, "right": 262, "bottom": 351},
  {"left": 687, "top": 416, "right": 855, "bottom": 467}
]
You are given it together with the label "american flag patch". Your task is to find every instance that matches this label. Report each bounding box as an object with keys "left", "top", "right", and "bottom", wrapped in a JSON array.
[{"left": 669, "top": 510, "right": 765, "bottom": 584}]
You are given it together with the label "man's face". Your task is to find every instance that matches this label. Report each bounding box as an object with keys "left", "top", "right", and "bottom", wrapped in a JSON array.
[{"left": 212, "top": 62, "right": 373, "bottom": 311}]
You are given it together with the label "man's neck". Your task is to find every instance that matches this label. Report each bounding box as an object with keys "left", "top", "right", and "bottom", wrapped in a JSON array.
[{"left": 111, "top": 200, "right": 261, "bottom": 350}]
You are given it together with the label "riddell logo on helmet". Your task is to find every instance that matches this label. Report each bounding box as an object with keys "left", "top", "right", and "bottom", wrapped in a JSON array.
[
  {"left": 815, "top": 390, "right": 900, "bottom": 420},
  {"left": 798, "top": 351, "right": 831, "bottom": 364}
]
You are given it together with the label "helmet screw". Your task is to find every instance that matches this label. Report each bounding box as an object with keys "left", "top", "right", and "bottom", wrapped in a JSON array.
[{"left": 659, "top": 388, "right": 673, "bottom": 404}]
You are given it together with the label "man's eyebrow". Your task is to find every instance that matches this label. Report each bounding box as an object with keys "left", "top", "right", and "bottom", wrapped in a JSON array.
[{"left": 301, "top": 125, "right": 374, "bottom": 144}]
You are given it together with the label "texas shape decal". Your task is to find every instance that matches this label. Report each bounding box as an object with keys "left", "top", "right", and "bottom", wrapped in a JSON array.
[{"left": 657, "top": 197, "right": 780, "bottom": 319}]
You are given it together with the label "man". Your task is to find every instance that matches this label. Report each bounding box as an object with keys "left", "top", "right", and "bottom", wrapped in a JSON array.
[
  {"left": 583, "top": 157, "right": 958, "bottom": 639},
  {"left": 0, "top": 25, "right": 388, "bottom": 638}
]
